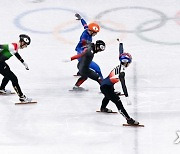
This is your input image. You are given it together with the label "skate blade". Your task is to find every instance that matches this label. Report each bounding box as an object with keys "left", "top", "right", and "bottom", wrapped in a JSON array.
[
  {"left": 73, "top": 74, "right": 81, "bottom": 77},
  {"left": 0, "top": 92, "right": 16, "bottom": 95},
  {"left": 15, "top": 101, "right": 37, "bottom": 105},
  {"left": 123, "top": 124, "right": 144, "bottom": 127},
  {"left": 99, "top": 92, "right": 124, "bottom": 96},
  {"left": 69, "top": 89, "right": 88, "bottom": 92},
  {"left": 96, "top": 111, "right": 118, "bottom": 113}
]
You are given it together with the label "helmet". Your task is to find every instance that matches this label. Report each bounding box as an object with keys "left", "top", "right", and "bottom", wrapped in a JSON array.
[
  {"left": 119, "top": 53, "right": 132, "bottom": 63},
  {"left": 19, "top": 34, "right": 31, "bottom": 45},
  {"left": 95, "top": 40, "right": 106, "bottom": 51},
  {"left": 88, "top": 23, "right": 100, "bottom": 33}
]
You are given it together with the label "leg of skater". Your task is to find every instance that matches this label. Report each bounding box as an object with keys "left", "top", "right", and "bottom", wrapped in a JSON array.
[
  {"left": 100, "top": 85, "right": 139, "bottom": 125},
  {"left": 0, "top": 63, "right": 32, "bottom": 102},
  {"left": 0, "top": 77, "right": 11, "bottom": 94},
  {"left": 89, "top": 61, "right": 103, "bottom": 80},
  {"left": 73, "top": 76, "right": 88, "bottom": 91}
]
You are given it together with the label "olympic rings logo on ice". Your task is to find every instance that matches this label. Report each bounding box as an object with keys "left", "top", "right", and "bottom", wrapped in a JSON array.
[
  {"left": 13, "top": 7, "right": 180, "bottom": 45},
  {"left": 14, "top": 8, "right": 86, "bottom": 34},
  {"left": 95, "top": 7, "right": 167, "bottom": 33},
  {"left": 53, "top": 19, "right": 127, "bottom": 45}
]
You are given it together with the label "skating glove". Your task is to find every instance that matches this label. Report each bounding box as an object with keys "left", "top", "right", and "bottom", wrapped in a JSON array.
[
  {"left": 125, "top": 97, "right": 132, "bottom": 105},
  {"left": 115, "top": 91, "right": 124, "bottom": 96},
  {"left": 22, "top": 62, "right": 29, "bottom": 70},
  {"left": 75, "top": 13, "right": 81, "bottom": 20}
]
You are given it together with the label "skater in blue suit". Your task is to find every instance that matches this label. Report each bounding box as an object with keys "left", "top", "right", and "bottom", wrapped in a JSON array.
[{"left": 74, "top": 13, "right": 103, "bottom": 80}]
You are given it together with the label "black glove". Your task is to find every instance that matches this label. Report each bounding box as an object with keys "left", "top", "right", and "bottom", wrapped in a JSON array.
[
  {"left": 75, "top": 13, "right": 81, "bottom": 20},
  {"left": 115, "top": 91, "right": 124, "bottom": 96}
]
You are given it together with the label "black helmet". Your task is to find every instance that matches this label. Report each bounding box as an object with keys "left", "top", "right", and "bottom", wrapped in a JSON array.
[
  {"left": 19, "top": 34, "right": 31, "bottom": 45},
  {"left": 95, "top": 40, "right": 105, "bottom": 51}
]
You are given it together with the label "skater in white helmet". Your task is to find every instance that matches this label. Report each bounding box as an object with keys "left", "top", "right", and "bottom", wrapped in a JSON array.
[{"left": 100, "top": 43, "right": 140, "bottom": 126}]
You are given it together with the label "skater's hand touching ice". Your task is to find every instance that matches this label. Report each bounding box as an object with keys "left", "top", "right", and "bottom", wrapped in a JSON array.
[{"left": 22, "top": 62, "right": 29, "bottom": 70}]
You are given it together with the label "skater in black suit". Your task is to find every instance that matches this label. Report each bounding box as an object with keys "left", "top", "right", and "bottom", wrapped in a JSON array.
[
  {"left": 67, "top": 40, "right": 105, "bottom": 91},
  {"left": 0, "top": 34, "right": 32, "bottom": 102}
]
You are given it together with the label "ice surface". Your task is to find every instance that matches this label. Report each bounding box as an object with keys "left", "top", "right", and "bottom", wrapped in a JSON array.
[{"left": 0, "top": 0, "right": 180, "bottom": 153}]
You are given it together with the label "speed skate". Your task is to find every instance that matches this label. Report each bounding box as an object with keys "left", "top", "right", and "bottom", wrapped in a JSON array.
[
  {"left": 123, "top": 124, "right": 144, "bottom": 127},
  {"left": 0, "top": 92, "right": 16, "bottom": 95},
  {"left": 69, "top": 89, "right": 88, "bottom": 92},
  {"left": 69, "top": 87, "right": 88, "bottom": 92},
  {"left": 73, "top": 74, "right": 81, "bottom": 77},
  {"left": 96, "top": 111, "right": 118, "bottom": 113},
  {"left": 15, "top": 101, "right": 37, "bottom": 105}
]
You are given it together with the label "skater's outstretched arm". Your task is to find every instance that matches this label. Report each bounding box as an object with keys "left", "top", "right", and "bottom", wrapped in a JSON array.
[
  {"left": 14, "top": 52, "right": 24, "bottom": 63},
  {"left": 81, "top": 18, "right": 88, "bottom": 29},
  {"left": 14, "top": 52, "right": 29, "bottom": 70},
  {"left": 71, "top": 48, "right": 88, "bottom": 61},
  {"left": 75, "top": 13, "right": 88, "bottom": 29}
]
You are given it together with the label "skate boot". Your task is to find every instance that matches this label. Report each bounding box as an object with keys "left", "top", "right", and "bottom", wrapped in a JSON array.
[
  {"left": 100, "top": 108, "right": 113, "bottom": 113},
  {"left": 0, "top": 89, "right": 12, "bottom": 94},
  {"left": 19, "top": 95, "right": 32, "bottom": 102},
  {"left": 76, "top": 72, "right": 81, "bottom": 76},
  {"left": 127, "top": 118, "right": 139, "bottom": 125},
  {"left": 72, "top": 86, "right": 87, "bottom": 91},
  {"left": 114, "top": 91, "right": 124, "bottom": 96}
]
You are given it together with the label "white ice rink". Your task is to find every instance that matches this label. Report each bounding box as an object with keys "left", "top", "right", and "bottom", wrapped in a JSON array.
[{"left": 0, "top": 0, "right": 180, "bottom": 153}]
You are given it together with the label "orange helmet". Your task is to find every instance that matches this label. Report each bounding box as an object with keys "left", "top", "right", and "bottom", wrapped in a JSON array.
[{"left": 88, "top": 23, "right": 100, "bottom": 33}]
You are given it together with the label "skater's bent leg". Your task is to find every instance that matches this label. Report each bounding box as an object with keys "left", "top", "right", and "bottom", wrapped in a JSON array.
[
  {"left": 115, "top": 99, "right": 130, "bottom": 119},
  {"left": 10, "top": 74, "right": 23, "bottom": 97},
  {"left": 0, "top": 63, "right": 10, "bottom": 90},
  {"left": 110, "top": 91, "right": 139, "bottom": 124},
  {"left": 0, "top": 77, "right": 9, "bottom": 90},
  {"left": 89, "top": 61, "right": 103, "bottom": 79},
  {"left": 101, "top": 97, "right": 110, "bottom": 109},
  {"left": 0, "top": 65, "right": 23, "bottom": 96},
  {"left": 107, "top": 88, "right": 131, "bottom": 119},
  {"left": 75, "top": 76, "right": 87, "bottom": 87},
  {"left": 87, "top": 69, "right": 101, "bottom": 85},
  {"left": 100, "top": 85, "right": 111, "bottom": 109}
]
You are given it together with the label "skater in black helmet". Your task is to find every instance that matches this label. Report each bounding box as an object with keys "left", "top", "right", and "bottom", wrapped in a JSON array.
[
  {"left": 67, "top": 40, "right": 105, "bottom": 91},
  {"left": 0, "top": 34, "right": 32, "bottom": 102},
  {"left": 100, "top": 43, "right": 139, "bottom": 125}
]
